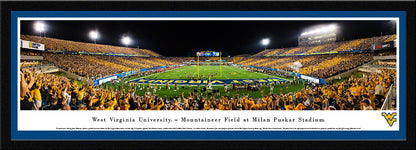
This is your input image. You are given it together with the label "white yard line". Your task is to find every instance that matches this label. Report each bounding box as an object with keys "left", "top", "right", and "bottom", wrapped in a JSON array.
[
  {"left": 129, "top": 65, "right": 289, "bottom": 82},
  {"left": 229, "top": 65, "right": 251, "bottom": 77},
  {"left": 126, "top": 67, "right": 182, "bottom": 81},
  {"left": 228, "top": 65, "right": 246, "bottom": 78},
  {"left": 222, "top": 66, "right": 229, "bottom": 79},
  {"left": 231, "top": 66, "right": 289, "bottom": 80}
]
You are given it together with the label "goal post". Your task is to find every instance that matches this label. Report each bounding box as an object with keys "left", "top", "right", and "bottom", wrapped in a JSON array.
[
  {"left": 196, "top": 51, "right": 222, "bottom": 78},
  {"left": 197, "top": 53, "right": 199, "bottom": 77},
  {"left": 220, "top": 52, "right": 222, "bottom": 77}
]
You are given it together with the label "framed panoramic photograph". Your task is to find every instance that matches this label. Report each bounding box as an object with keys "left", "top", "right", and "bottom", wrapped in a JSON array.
[
  {"left": 10, "top": 10, "right": 405, "bottom": 141},
  {"left": 2, "top": 1, "right": 415, "bottom": 149}
]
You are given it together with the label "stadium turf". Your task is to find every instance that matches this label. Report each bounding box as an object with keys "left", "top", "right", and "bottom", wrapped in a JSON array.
[
  {"left": 142, "top": 65, "right": 287, "bottom": 80},
  {"left": 105, "top": 65, "right": 304, "bottom": 99}
]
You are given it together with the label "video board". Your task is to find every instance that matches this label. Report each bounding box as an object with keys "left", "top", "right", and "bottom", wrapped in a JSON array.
[{"left": 196, "top": 51, "right": 220, "bottom": 57}]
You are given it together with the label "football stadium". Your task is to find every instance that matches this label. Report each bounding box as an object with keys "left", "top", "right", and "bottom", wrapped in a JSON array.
[{"left": 19, "top": 21, "right": 397, "bottom": 111}]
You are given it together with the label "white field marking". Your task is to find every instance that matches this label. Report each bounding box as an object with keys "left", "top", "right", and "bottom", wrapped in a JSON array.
[
  {"left": 229, "top": 65, "right": 262, "bottom": 78},
  {"left": 230, "top": 66, "right": 289, "bottom": 80},
  {"left": 227, "top": 66, "right": 236, "bottom": 79},
  {"left": 134, "top": 65, "right": 287, "bottom": 81},
  {"left": 225, "top": 66, "right": 232, "bottom": 79},
  {"left": 127, "top": 67, "right": 182, "bottom": 81},
  {"left": 228, "top": 66, "right": 247, "bottom": 78},
  {"left": 221, "top": 66, "right": 228, "bottom": 79},
  {"left": 168, "top": 65, "right": 202, "bottom": 79}
]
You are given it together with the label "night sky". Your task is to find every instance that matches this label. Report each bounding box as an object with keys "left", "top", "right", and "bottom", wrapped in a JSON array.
[{"left": 20, "top": 20, "right": 396, "bottom": 57}]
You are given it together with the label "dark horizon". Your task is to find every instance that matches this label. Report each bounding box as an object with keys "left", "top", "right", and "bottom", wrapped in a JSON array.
[{"left": 20, "top": 20, "right": 396, "bottom": 57}]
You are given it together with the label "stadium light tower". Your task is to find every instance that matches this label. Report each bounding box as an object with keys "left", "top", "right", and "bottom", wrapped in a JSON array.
[
  {"left": 89, "top": 30, "right": 99, "bottom": 44},
  {"left": 89, "top": 30, "right": 99, "bottom": 52},
  {"left": 262, "top": 38, "right": 270, "bottom": 50},
  {"left": 121, "top": 36, "right": 132, "bottom": 47},
  {"left": 34, "top": 21, "right": 46, "bottom": 37}
]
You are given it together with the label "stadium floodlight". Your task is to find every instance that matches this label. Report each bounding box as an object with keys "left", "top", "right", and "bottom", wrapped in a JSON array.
[
  {"left": 34, "top": 21, "right": 47, "bottom": 38},
  {"left": 262, "top": 38, "right": 270, "bottom": 46},
  {"left": 301, "top": 25, "right": 337, "bottom": 36},
  {"left": 121, "top": 36, "right": 132, "bottom": 47},
  {"left": 89, "top": 30, "right": 99, "bottom": 42},
  {"left": 89, "top": 30, "right": 99, "bottom": 52},
  {"left": 34, "top": 21, "right": 46, "bottom": 33},
  {"left": 262, "top": 38, "right": 270, "bottom": 50},
  {"left": 328, "top": 25, "right": 337, "bottom": 31}
]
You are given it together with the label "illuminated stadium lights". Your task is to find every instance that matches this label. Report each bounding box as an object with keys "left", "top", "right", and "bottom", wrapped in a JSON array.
[
  {"left": 301, "top": 25, "right": 337, "bottom": 36},
  {"left": 262, "top": 38, "right": 270, "bottom": 50},
  {"left": 89, "top": 30, "right": 99, "bottom": 41},
  {"left": 121, "top": 36, "right": 132, "bottom": 47},
  {"left": 89, "top": 30, "right": 99, "bottom": 52},
  {"left": 262, "top": 38, "right": 270, "bottom": 46},
  {"left": 34, "top": 21, "right": 46, "bottom": 33}
]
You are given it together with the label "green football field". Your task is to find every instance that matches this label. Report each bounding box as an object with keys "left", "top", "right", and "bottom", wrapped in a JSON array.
[
  {"left": 142, "top": 65, "right": 288, "bottom": 80},
  {"left": 104, "top": 65, "right": 304, "bottom": 99}
]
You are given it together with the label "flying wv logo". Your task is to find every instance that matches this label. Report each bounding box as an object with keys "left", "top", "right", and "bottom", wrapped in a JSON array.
[{"left": 381, "top": 112, "right": 397, "bottom": 127}]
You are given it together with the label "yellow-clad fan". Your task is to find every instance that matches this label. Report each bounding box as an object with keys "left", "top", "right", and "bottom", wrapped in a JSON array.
[
  {"left": 284, "top": 101, "right": 295, "bottom": 110},
  {"left": 31, "top": 82, "right": 43, "bottom": 109}
]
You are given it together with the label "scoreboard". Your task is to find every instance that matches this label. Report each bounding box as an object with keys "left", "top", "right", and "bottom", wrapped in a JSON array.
[{"left": 196, "top": 51, "right": 220, "bottom": 57}]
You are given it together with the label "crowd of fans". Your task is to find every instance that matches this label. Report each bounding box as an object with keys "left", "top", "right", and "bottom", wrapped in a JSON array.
[
  {"left": 20, "top": 36, "right": 395, "bottom": 82},
  {"left": 19, "top": 64, "right": 396, "bottom": 111},
  {"left": 42, "top": 53, "right": 178, "bottom": 79},
  {"left": 376, "top": 51, "right": 396, "bottom": 56},
  {"left": 20, "top": 35, "right": 160, "bottom": 56},
  {"left": 21, "top": 51, "right": 42, "bottom": 56},
  {"left": 255, "top": 35, "right": 395, "bottom": 57},
  {"left": 20, "top": 60, "right": 43, "bottom": 68},
  {"left": 370, "top": 60, "right": 396, "bottom": 68},
  {"left": 235, "top": 53, "right": 375, "bottom": 79},
  {"left": 299, "top": 53, "right": 374, "bottom": 78},
  {"left": 384, "top": 34, "right": 396, "bottom": 42},
  {"left": 335, "top": 38, "right": 366, "bottom": 51},
  {"left": 151, "top": 57, "right": 233, "bottom": 64},
  {"left": 184, "top": 57, "right": 233, "bottom": 62},
  {"left": 41, "top": 53, "right": 237, "bottom": 80},
  {"left": 19, "top": 33, "right": 398, "bottom": 110},
  {"left": 17, "top": 31, "right": 399, "bottom": 111},
  {"left": 283, "top": 47, "right": 303, "bottom": 55},
  {"left": 139, "top": 49, "right": 161, "bottom": 57},
  {"left": 23, "top": 51, "right": 234, "bottom": 81},
  {"left": 162, "top": 57, "right": 196, "bottom": 64},
  {"left": 253, "top": 50, "right": 272, "bottom": 56},
  {"left": 355, "top": 35, "right": 391, "bottom": 50},
  {"left": 232, "top": 57, "right": 246, "bottom": 63}
]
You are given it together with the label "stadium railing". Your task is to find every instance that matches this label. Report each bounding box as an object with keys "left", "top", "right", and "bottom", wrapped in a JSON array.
[
  {"left": 21, "top": 55, "right": 44, "bottom": 60},
  {"left": 381, "top": 77, "right": 396, "bottom": 110}
]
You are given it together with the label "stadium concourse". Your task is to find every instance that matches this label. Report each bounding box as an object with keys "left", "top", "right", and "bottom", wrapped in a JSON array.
[{"left": 19, "top": 34, "right": 396, "bottom": 111}]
